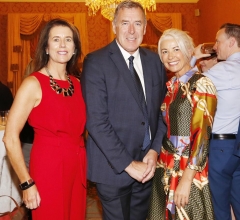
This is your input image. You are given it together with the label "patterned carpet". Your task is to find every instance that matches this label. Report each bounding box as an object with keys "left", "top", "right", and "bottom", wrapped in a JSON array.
[{"left": 86, "top": 181, "right": 102, "bottom": 220}]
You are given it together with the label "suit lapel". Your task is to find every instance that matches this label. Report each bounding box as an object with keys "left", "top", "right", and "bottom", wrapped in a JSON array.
[{"left": 109, "top": 41, "right": 143, "bottom": 112}]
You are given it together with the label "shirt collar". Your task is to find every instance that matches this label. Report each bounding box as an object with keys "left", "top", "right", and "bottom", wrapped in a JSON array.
[
  {"left": 173, "top": 66, "right": 199, "bottom": 83},
  {"left": 227, "top": 52, "right": 240, "bottom": 61},
  {"left": 116, "top": 40, "right": 140, "bottom": 62},
  {"left": 176, "top": 67, "right": 198, "bottom": 84}
]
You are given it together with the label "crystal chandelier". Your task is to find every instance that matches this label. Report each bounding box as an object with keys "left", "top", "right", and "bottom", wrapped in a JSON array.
[{"left": 86, "top": 0, "right": 156, "bottom": 21}]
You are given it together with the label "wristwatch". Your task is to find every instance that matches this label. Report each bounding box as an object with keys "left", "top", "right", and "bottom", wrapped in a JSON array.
[{"left": 19, "top": 178, "right": 35, "bottom": 190}]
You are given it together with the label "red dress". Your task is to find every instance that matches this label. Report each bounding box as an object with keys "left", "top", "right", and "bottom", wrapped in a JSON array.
[{"left": 28, "top": 72, "right": 86, "bottom": 220}]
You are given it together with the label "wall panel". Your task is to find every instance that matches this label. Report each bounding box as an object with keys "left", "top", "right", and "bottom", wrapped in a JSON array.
[
  {"left": 0, "top": 2, "right": 197, "bottom": 84},
  {"left": 197, "top": 0, "right": 240, "bottom": 43}
]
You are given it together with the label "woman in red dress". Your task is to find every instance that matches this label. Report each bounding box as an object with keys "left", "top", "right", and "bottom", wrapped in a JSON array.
[{"left": 3, "top": 19, "right": 86, "bottom": 220}]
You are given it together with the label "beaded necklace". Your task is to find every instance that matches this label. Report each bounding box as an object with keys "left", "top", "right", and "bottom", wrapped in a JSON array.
[{"left": 45, "top": 67, "right": 74, "bottom": 97}]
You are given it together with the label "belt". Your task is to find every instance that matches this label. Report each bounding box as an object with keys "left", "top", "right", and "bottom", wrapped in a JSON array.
[{"left": 211, "top": 133, "right": 236, "bottom": 140}]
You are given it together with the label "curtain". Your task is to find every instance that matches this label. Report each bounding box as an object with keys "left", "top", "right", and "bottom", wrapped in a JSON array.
[
  {"left": 142, "top": 13, "right": 182, "bottom": 45},
  {"left": 108, "top": 13, "right": 181, "bottom": 44},
  {"left": 8, "top": 13, "right": 89, "bottom": 95},
  {"left": 147, "top": 13, "right": 182, "bottom": 32}
]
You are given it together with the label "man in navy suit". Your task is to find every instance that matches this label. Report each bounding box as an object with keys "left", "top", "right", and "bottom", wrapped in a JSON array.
[{"left": 81, "top": 1, "right": 167, "bottom": 219}]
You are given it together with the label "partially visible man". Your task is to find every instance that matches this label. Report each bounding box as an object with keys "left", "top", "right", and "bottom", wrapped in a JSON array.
[
  {"left": 0, "top": 81, "right": 13, "bottom": 111},
  {"left": 81, "top": 1, "right": 167, "bottom": 220},
  {"left": 197, "top": 23, "right": 240, "bottom": 220},
  {"left": 199, "top": 54, "right": 218, "bottom": 72}
]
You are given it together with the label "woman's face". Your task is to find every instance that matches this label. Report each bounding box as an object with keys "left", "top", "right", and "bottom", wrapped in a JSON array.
[
  {"left": 46, "top": 25, "right": 75, "bottom": 65},
  {"left": 160, "top": 37, "right": 191, "bottom": 78}
]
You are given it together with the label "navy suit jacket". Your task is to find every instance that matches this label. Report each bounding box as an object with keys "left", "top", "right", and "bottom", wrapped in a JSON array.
[
  {"left": 222, "top": 119, "right": 240, "bottom": 175},
  {"left": 81, "top": 40, "right": 167, "bottom": 186}
]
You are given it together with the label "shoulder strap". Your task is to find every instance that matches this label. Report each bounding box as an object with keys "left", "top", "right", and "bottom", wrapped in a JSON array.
[{"left": 0, "top": 195, "right": 23, "bottom": 216}]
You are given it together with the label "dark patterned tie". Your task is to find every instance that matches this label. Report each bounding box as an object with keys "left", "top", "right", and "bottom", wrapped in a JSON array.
[{"left": 128, "top": 56, "right": 150, "bottom": 150}]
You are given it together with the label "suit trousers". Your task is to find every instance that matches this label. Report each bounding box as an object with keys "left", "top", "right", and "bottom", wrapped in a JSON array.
[
  {"left": 96, "top": 179, "right": 152, "bottom": 220},
  {"left": 209, "top": 139, "right": 240, "bottom": 220}
]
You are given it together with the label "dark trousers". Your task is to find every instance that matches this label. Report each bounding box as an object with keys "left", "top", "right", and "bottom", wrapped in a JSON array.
[
  {"left": 96, "top": 179, "right": 152, "bottom": 220},
  {"left": 209, "top": 139, "right": 240, "bottom": 220}
]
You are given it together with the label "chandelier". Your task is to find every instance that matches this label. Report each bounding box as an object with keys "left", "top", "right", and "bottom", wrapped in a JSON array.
[{"left": 85, "top": 0, "right": 156, "bottom": 21}]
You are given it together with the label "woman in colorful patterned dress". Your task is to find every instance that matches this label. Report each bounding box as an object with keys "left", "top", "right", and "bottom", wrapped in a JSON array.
[
  {"left": 3, "top": 19, "right": 86, "bottom": 220},
  {"left": 148, "top": 28, "right": 217, "bottom": 220}
]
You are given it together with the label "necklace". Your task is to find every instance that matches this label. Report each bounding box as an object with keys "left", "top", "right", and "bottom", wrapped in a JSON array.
[{"left": 45, "top": 67, "right": 74, "bottom": 97}]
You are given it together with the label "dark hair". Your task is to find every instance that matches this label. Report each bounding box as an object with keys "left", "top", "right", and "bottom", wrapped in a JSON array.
[
  {"left": 220, "top": 23, "right": 240, "bottom": 47},
  {"left": 201, "top": 53, "right": 217, "bottom": 61},
  {"left": 113, "top": 1, "right": 146, "bottom": 24},
  {"left": 33, "top": 18, "right": 81, "bottom": 76}
]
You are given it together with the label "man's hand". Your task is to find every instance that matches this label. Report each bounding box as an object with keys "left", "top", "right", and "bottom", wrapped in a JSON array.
[
  {"left": 194, "top": 44, "right": 211, "bottom": 60},
  {"left": 125, "top": 161, "right": 148, "bottom": 182},
  {"left": 142, "top": 149, "right": 158, "bottom": 183}
]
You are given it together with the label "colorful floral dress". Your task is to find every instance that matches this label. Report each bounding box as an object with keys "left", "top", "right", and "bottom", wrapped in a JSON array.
[{"left": 148, "top": 70, "right": 217, "bottom": 220}]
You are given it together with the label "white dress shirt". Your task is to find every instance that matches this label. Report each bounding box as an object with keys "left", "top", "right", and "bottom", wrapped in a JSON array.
[
  {"left": 117, "top": 42, "right": 146, "bottom": 98},
  {"left": 116, "top": 41, "right": 151, "bottom": 138},
  {"left": 202, "top": 52, "right": 240, "bottom": 134}
]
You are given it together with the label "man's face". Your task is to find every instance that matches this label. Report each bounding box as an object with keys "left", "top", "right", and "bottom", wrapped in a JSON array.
[
  {"left": 112, "top": 7, "right": 146, "bottom": 54},
  {"left": 214, "top": 28, "right": 231, "bottom": 60},
  {"left": 199, "top": 57, "right": 218, "bottom": 72}
]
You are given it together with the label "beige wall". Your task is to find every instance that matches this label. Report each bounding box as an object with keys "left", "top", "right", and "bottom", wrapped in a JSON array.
[
  {"left": 0, "top": 2, "right": 198, "bottom": 86},
  {"left": 1, "top": 0, "right": 240, "bottom": 86},
  {"left": 197, "top": 0, "right": 240, "bottom": 43}
]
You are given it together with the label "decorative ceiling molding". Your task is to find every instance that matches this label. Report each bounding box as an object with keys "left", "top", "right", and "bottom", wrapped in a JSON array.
[
  {"left": 157, "top": 0, "right": 199, "bottom": 2},
  {"left": 0, "top": 0, "right": 199, "bottom": 3}
]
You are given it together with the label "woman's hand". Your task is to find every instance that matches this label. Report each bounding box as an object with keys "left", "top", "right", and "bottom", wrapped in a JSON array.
[
  {"left": 174, "top": 168, "right": 196, "bottom": 208},
  {"left": 23, "top": 185, "right": 41, "bottom": 209}
]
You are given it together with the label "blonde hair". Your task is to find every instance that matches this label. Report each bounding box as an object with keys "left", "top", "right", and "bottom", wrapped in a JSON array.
[{"left": 158, "top": 28, "right": 195, "bottom": 63}]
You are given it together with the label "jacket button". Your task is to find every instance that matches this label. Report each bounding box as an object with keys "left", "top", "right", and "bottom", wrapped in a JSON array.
[{"left": 141, "top": 122, "right": 145, "bottom": 125}]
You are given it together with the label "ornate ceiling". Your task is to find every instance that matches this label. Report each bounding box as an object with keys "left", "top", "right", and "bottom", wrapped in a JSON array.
[{"left": 0, "top": 0, "right": 199, "bottom": 2}]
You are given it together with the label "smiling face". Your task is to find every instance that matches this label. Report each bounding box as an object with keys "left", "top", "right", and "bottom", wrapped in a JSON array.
[
  {"left": 112, "top": 7, "right": 146, "bottom": 54},
  {"left": 160, "top": 37, "right": 191, "bottom": 78},
  {"left": 46, "top": 25, "right": 75, "bottom": 65}
]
